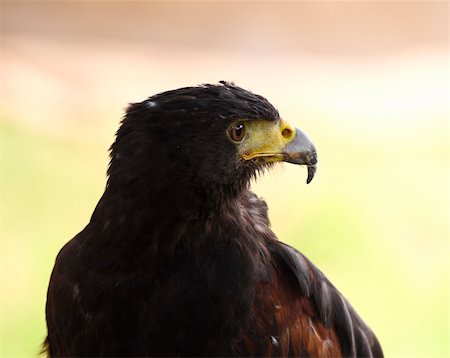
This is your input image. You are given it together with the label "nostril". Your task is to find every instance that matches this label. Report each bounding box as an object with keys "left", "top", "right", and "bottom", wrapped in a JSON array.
[{"left": 282, "top": 128, "right": 293, "bottom": 139}]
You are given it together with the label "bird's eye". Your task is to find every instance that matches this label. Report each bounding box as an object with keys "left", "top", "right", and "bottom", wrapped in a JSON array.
[{"left": 227, "top": 122, "right": 246, "bottom": 143}]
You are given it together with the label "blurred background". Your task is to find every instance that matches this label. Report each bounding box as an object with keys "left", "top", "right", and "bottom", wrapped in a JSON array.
[{"left": 0, "top": 1, "right": 448, "bottom": 357}]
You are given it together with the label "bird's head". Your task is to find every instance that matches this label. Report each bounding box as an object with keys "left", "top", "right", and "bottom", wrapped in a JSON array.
[{"left": 108, "top": 82, "right": 317, "bottom": 203}]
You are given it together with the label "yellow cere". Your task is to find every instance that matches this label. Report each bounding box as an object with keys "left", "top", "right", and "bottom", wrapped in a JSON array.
[{"left": 239, "top": 119, "right": 296, "bottom": 161}]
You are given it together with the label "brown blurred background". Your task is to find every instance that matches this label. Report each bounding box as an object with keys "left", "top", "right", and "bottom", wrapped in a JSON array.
[{"left": 0, "top": 1, "right": 448, "bottom": 357}]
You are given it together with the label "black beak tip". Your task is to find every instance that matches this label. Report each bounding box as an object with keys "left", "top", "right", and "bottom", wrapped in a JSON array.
[
  {"left": 306, "top": 165, "right": 316, "bottom": 184},
  {"left": 306, "top": 152, "right": 317, "bottom": 184}
]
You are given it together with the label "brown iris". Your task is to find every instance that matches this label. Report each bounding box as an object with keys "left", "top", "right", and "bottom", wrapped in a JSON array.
[{"left": 227, "top": 122, "right": 246, "bottom": 143}]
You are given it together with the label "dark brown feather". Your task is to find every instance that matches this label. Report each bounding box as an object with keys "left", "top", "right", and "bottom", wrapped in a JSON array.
[{"left": 236, "top": 239, "right": 383, "bottom": 357}]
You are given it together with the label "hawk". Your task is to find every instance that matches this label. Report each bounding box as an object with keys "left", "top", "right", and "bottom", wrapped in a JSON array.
[{"left": 45, "top": 82, "right": 383, "bottom": 357}]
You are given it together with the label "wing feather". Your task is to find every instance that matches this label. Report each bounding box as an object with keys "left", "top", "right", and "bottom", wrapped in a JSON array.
[{"left": 239, "top": 241, "right": 383, "bottom": 358}]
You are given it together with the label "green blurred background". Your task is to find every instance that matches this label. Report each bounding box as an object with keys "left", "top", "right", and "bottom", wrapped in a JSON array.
[{"left": 0, "top": 1, "right": 448, "bottom": 357}]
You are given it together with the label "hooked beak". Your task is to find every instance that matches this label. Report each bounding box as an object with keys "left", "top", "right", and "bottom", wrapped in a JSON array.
[
  {"left": 283, "top": 128, "right": 318, "bottom": 184},
  {"left": 239, "top": 119, "right": 318, "bottom": 184}
]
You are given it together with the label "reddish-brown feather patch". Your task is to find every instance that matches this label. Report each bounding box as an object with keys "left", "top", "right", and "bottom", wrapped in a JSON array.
[{"left": 238, "top": 265, "right": 342, "bottom": 357}]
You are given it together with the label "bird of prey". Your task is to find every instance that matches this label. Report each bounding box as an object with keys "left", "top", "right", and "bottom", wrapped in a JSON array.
[{"left": 44, "top": 82, "right": 383, "bottom": 357}]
